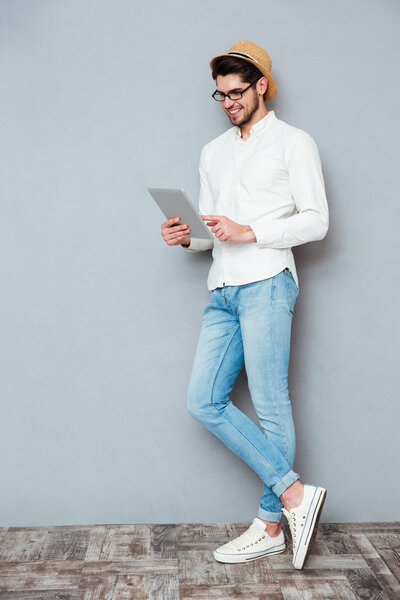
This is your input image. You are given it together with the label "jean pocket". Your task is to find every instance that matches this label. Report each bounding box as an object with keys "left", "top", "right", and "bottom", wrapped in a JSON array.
[
  {"left": 284, "top": 268, "right": 299, "bottom": 294},
  {"left": 284, "top": 268, "right": 299, "bottom": 314}
]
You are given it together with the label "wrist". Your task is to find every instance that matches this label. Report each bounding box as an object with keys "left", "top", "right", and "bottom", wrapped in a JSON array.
[{"left": 242, "top": 225, "right": 256, "bottom": 243}]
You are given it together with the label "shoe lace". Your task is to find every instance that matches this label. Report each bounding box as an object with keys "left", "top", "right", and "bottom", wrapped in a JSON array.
[
  {"left": 285, "top": 511, "right": 298, "bottom": 548},
  {"left": 233, "top": 527, "right": 265, "bottom": 551},
  {"left": 285, "top": 509, "right": 306, "bottom": 549}
]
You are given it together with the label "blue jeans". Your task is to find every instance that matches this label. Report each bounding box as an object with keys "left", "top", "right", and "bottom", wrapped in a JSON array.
[{"left": 187, "top": 267, "right": 300, "bottom": 523}]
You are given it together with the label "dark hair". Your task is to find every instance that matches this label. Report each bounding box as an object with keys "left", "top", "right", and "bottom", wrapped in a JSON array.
[{"left": 211, "top": 56, "right": 267, "bottom": 101}]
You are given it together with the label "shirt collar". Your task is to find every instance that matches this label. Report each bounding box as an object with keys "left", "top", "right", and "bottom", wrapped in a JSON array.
[{"left": 235, "top": 110, "right": 276, "bottom": 139}]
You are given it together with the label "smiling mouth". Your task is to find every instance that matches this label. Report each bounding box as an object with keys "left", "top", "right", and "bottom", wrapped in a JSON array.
[{"left": 227, "top": 107, "right": 242, "bottom": 116}]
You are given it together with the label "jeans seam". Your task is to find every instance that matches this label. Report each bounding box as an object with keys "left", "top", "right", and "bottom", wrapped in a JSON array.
[
  {"left": 270, "top": 287, "right": 290, "bottom": 463},
  {"left": 207, "top": 322, "right": 284, "bottom": 481}
]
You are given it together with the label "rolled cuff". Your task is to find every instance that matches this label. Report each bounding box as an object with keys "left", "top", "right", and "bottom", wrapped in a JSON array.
[
  {"left": 257, "top": 507, "right": 283, "bottom": 523},
  {"left": 271, "top": 469, "right": 300, "bottom": 498},
  {"left": 182, "top": 237, "right": 214, "bottom": 252}
]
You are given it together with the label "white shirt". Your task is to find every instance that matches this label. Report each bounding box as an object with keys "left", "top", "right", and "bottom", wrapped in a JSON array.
[{"left": 183, "top": 110, "right": 329, "bottom": 292}]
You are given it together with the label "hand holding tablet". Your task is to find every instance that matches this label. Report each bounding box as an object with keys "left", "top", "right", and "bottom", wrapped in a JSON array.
[
  {"left": 161, "top": 215, "right": 192, "bottom": 246},
  {"left": 148, "top": 188, "right": 214, "bottom": 245}
]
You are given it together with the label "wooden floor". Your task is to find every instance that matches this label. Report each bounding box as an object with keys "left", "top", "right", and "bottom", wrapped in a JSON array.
[{"left": 0, "top": 521, "right": 399, "bottom": 599}]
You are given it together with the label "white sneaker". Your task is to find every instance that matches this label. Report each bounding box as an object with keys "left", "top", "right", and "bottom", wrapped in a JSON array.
[
  {"left": 281, "top": 483, "right": 327, "bottom": 569},
  {"left": 213, "top": 517, "right": 286, "bottom": 563}
]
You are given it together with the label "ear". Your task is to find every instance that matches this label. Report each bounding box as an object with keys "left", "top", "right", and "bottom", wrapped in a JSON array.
[{"left": 258, "top": 76, "right": 268, "bottom": 96}]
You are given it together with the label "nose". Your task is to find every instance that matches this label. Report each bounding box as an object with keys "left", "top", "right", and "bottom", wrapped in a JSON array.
[{"left": 222, "top": 96, "right": 235, "bottom": 109}]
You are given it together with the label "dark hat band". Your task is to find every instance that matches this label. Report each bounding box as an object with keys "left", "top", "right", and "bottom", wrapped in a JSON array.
[{"left": 226, "top": 51, "right": 257, "bottom": 62}]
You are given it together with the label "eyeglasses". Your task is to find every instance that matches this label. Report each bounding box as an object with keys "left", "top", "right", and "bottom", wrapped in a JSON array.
[{"left": 212, "top": 77, "right": 261, "bottom": 102}]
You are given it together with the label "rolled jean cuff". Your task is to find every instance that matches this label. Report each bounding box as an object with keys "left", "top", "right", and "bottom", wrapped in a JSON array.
[
  {"left": 271, "top": 469, "right": 300, "bottom": 498},
  {"left": 257, "top": 507, "right": 282, "bottom": 523}
]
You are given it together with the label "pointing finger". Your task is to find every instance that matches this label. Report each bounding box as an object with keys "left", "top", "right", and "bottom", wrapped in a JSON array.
[{"left": 201, "top": 215, "right": 220, "bottom": 221}]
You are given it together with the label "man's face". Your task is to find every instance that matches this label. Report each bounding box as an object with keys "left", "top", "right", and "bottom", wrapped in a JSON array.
[{"left": 215, "top": 73, "right": 261, "bottom": 126}]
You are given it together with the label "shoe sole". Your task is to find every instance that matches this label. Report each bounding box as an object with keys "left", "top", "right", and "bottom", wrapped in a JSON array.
[
  {"left": 293, "top": 486, "right": 327, "bottom": 570},
  {"left": 213, "top": 542, "right": 286, "bottom": 563}
]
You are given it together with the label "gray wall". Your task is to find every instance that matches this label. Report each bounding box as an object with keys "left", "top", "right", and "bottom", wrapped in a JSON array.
[{"left": 1, "top": 0, "right": 399, "bottom": 527}]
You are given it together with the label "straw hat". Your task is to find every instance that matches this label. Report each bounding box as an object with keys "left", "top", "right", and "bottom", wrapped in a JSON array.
[{"left": 209, "top": 40, "right": 277, "bottom": 101}]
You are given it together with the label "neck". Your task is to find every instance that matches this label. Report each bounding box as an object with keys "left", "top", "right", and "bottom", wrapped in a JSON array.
[{"left": 240, "top": 104, "right": 269, "bottom": 141}]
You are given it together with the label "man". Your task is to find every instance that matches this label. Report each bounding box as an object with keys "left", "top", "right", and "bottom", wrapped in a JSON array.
[{"left": 161, "top": 41, "right": 329, "bottom": 570}]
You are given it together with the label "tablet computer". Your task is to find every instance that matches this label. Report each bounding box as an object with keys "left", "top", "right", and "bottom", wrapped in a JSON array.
[{"left": 147, "top": 188, "right": 213, "bottom": 240}]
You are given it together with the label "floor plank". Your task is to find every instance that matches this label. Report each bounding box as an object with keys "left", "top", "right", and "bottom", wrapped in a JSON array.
[{"left": 0, "top": 521, "right": 399, "bottom": 598}]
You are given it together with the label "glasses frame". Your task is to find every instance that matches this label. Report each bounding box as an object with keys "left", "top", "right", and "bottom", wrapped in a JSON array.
[{"left": 211, "top": 77, "right": 261, "bottom": 102}]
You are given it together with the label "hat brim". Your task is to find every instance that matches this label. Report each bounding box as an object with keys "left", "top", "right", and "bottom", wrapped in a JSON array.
[{"left": 209, "top": 53, "right": 277, "bottom": 101}]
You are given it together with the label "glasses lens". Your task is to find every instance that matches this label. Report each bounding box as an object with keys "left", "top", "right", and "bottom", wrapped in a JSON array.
[
  {"left": 213, "top": 91, "right": 225, "bottom": 101},
  {"left": 213, "top": 91, "right": 243, "bottom": 101}
]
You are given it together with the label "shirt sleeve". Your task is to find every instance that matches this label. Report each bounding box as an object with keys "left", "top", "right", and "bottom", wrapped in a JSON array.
[
  {"left": 182, "top": 147, "right": 214, "bottom": 252},
  {"left": 248, "top": 130, "right": 329, "bottom": 249}
]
